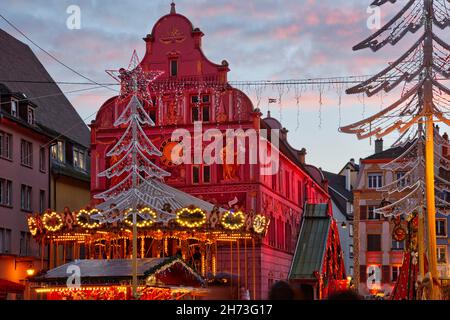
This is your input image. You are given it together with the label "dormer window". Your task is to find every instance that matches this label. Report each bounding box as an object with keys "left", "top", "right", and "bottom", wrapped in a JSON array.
[
  {"left": 170, "top": 59, "right": 178, "bottom": 77},
  {"left": 51, "top": 140, "right": 65, "bottom": 163},
  {"left": 11, "top": 99, "right": 18, "bottom": 117},
  {"left": 27, "top": 107, "right": 35, "bottom": 125}
]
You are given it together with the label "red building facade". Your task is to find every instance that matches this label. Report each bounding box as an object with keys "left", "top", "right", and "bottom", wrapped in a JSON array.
[{"left": 90, "top": 3, "right": 332, "bottom": 299}]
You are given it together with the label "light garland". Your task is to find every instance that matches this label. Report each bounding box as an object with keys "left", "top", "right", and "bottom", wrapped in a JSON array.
[
  {"left": 252, "top": 214, "right": 268, "bottom": 234},
  {"left": 42, "top": 212, "right": 64, "bottom": 232},
  {"left": 176, "top": 207, "right": 207, "bottom": 228},
  {"left": 27, "top": 216, "right": 38, "bottom": 236},
  {"left": 221, "top": 211, "right": 245, "bottom": 230},
  {"left": 124, "top": 208, "right": 157, "bottom": 228},
  {"left": 76, "top": 209, "right": 103, "bottom": 229}
]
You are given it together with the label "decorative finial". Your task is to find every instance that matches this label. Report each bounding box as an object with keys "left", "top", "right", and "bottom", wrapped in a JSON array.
[{"left": 170, "top": 2, "right": 176, "bottom": 14}]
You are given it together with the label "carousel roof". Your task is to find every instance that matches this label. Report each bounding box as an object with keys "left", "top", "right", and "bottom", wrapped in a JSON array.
[{"left": 96, "top": 178, "right": 227, "bottom": 214}]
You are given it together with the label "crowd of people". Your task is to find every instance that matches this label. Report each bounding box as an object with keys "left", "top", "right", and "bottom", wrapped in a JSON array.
[{"left": 268, "top": 281, "right": 363, "bottom": 300}]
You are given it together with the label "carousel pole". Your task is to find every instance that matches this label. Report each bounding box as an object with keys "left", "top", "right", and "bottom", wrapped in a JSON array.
[
  {"left": 252, "top": 238, "right": 256, "bottom": 300},
  {"left": 423, "top": 0, "right": 439, "bottom": 299},
  {"left": 130, "top": 76, "right": 139, "bottom": 299},
  {"left": 237, "top": 240, "right": 241, "bottom": 293}
]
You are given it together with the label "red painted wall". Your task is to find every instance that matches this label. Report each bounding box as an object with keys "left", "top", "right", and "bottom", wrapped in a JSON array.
[{"left": 90, "top": 6, "right": 330, "bottom": 299}]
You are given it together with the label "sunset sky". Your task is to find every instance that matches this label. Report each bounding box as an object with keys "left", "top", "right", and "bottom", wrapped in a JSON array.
[{"left": 2, "top": 0, "right": 448, "bottom": 172}]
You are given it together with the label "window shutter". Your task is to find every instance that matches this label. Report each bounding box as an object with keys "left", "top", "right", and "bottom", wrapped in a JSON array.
[
  {"left": 382, "top": 266, "right": 390, "bottom": 283},
  {"left": 360, "top": 265, "right": 367, "bottom": 283},
  {"left": 360, "top": 205, "right": 367, "bottom": 220}
]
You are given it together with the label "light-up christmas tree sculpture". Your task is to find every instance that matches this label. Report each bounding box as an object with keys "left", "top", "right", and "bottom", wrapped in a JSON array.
[
  {"left": 340, "top": 0, "right": 450, "bottom": 299},
  {"left": 93, "top": 51, "right": 174, "bottom": 298}
]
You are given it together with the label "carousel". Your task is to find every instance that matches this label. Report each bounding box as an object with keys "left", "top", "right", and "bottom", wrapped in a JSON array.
[{"left": 26, "top": 188, "right": 268, "bottom": 300}]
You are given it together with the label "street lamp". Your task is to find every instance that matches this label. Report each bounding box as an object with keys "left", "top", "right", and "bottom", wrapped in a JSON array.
[
  {"left": 341, "top": 222, "right": 347, "bottom": 229},
  {"left": 26, "top": 268, "right": 35, "bottom": 277}
]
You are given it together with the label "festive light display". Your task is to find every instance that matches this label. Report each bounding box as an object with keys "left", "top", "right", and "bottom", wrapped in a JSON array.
[
  {"left": 341, "top": 0, "right": 450, "bottom": 300},
  {"left": 42, "top": 212, "right": 64, "bottom": 232},
  {"left": 123, "top": 208, "right": 157, "bottom": 228},
  {"left": 27, "top": 216, "right": 39, "bottom": 236},
  {"left": 76, "top": 209, "right": 103, "bottom": 229},
  {"left": 252, "top": 214, "right": 269, "bottom": 234},
  {"left": 221, "top": 211, "right": 245, "bottom": 230},
  {"left": 176, "top": 207, "right": 207, "bottom": 228}
]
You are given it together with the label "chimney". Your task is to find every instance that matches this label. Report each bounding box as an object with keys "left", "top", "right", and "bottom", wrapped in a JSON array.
[
  {"left": 298, "top": 148, "right": 307, "bottom": 165},
  {"left": 345, "top": 168, "right": 351, "bottom": 191},
  {"left": 375, "top": 138, "right": 383, "bottom": 154},
  {"left": 280, "top": 128, "right": 288, "bottom": 141}
]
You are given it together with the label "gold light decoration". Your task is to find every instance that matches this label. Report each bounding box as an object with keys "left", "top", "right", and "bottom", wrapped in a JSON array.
[
  {"left": 221, "top": 211, "right": 245, "bottom": 230},
  {"left": 27, "top": 216, "right": 38, "bottom": 236},
  {"left": 76, "top": 209, "right": 103, "bottom": 229},
  {"left": 176, "top": 207, "right": 206, "bottom": 228},
  {"left": 42, "top": 212, "right": 64, "bottom": 232},
  {"left": 253, "top": 214, "right": 268, "bottom": 234},
  {"left": 124, "top": 208, "right": 157, "bottom": 228}
]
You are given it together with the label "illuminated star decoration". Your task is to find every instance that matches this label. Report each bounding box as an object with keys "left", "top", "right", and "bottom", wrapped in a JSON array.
[{"left": 106, "top": 50, "right": 164, "bottom": 102}]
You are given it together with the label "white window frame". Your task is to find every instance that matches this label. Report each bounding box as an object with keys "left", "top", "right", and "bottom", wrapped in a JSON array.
[
  {"left": 367, "top": 205, "right": 379, "bottom": 220},
  {"left": 51, "top": 141, "right": 65, "bottom": 163},
  {"left": 368, "top": 173, "right": 383, "bottom": 189},
  {"left": 436, "top": 218, "right": 447, "bottom": 238},
  {"left": 437, "top": 246, "right": 447, "bottom": 264},
  {"left": 11, "top": 98, "right": 18, "bottom": 117},
  {"left": 21, "top": 184, "right": 32, "bottom": 211},
  {"left": 73, "top": 147, "right": 86, "bottom": 170},
  {"left": 392, "top": 266, "right": 401, "bottom": 282},
  {"left": 20, "top": 139, "right": 33, "bottom": 167}
]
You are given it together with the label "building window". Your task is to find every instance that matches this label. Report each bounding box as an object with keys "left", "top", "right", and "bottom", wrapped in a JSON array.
[
  {"left": 392, "top": 266, "right": 401, "bottom": 282},
  {"left": 39, "top": 190, "right": 46, "bottom": 213},
  {"left": 0, "top": 131, "right": 12, "bottom": 160},
  {"left": 19, "top": 232, "right": 31, "bottom": 256},
  {"left": 0, "top": 228, "right": 12, "bottom": 254},
  {"left": 0, "top": 179, "right": 12, "bottom": 207},
  {"left": 285, "top": 172, "right": 290, "bottom": 199},
  {"left": 368, "top": 173, "right": 383, "bottom": 189},
  {"left": 436, "top": 219, "right": 447, "bottom": 237},
  {"left": 11, "top": 99, "right": 18, "bottom": 117},
  {"left": 391, "top": 240, "right": 405, "bottom": 251},
  {"left": 20, "top": 139, "right": 33, "bottom": 167},
  {"left": 437, "top": 246, "right": 447, "bottom": 264},
  {"left": 51, "top": 141, "right": 64, "bottom": 162},
  {"left": 268, "top": 215, "right": 276, "bottom": 247},
  {"left": 297, "top": 180, "right": 303, "bottom": 206},
  {"left": 349, "top": 223, "right": 354, "bottom": 237},
  {"left": 367, "top": 205, "right": 379, "bottom": 220},
  {"left": 73, "top": 147, "right": 86, "bottom": 170},
  {"left": 203, "top": 166, "right": 211, "bottom": 184},
  {"left": 367, "top": 234, "right": 382, "bottom": 252},
  {"left": 190, "top": 95, "right": 211, "bottom": 123},
  {"left": 39, "top": 147, "right": 46, "bottom": 172},
  {"left": 192, "top": 165, "right": 210, "bottom": 184},
  {"left": 170, "top": 59, "right": 178, "bottom": 77},
  {"left": 21, "top": 184, "right": 32, "bottom": 211},
  {"left": 349, "top": 244, "right": 354, "bottom": 258},
  {"left": 396, "top": 171, "right": 407, "bottom": 188},
  {"left": 349, "top": 266, "right": 354, "bottom": 276},
  {"left": 27, "top": 107, "right": 35, "bottom": 125},
  {"left": 192, "top": 166, "right": 200, "bottom": 184}
]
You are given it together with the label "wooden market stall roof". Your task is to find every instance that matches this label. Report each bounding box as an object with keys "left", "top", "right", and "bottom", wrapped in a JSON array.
[
  {"left": 289, "top": 204, "right": 331, "bottom": 280},
  {"left": 32, "top": 257, "right": 205, "bottom": 287}
]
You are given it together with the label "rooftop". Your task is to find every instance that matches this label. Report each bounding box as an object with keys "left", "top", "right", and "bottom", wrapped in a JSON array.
[{"left": 0, "top": 29, "right": 90, "bottom": 147}]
